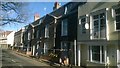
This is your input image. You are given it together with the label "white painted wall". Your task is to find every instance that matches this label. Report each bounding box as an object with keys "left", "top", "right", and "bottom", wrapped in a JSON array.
[{"left": 7, "top": 31, "right": 15, "bottom": 46}]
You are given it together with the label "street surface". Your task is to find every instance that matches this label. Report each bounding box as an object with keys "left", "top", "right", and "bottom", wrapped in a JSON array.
[{"left": 0, "top": 49, "right": 50, "bottom": 68}]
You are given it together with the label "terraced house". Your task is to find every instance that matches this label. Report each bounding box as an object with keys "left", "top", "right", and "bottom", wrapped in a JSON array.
[
  {"left": 14, "top": 28, "right": 25, "bottom": 51},
  {"left": 77, "top": 2, "right": 120, "bottom": 67},
  {"left": 22, "top": 2, "right": 85, "bottom": 65},
  {"left": 15, "top": 1, "right": 120, "bottom": 67}
]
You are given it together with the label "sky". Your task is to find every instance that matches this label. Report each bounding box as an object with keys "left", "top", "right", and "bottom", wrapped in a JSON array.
[{"left": 0, "top": 2, "right": 66, "bottom": 31}]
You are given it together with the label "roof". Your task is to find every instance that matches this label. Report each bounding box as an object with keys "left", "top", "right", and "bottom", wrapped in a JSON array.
[{"left": 0, "top": 31, "right": 12, "bottom": 37}]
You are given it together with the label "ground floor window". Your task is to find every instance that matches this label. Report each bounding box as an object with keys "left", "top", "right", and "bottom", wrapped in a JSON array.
[
  {"left": 43, "top": 43, "right": 48, "bottom": 55},
  {"left": 61, "top": 42, "right": 68, "bottom": 58},
  {"left": 89, "top": 45, "right": 105, "bottom": 63}
]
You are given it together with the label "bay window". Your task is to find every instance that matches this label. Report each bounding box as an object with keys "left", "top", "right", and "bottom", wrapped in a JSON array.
[
  {"left": 115, "top": 7, "right": 120, "bottom": 30},
  {"left": 92, "top": 12, "right": 106, "bottom": 39}
]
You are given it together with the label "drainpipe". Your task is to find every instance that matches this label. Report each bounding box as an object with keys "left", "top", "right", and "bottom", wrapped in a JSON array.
[
  {"left": 53, "top": 19, "right": 57, "bottom": 53},
  {"left": 74, "top": 40, "right": 77, "bottom": 66}
]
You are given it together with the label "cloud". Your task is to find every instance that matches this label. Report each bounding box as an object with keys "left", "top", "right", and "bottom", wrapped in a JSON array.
[{"left": 44, "top": 7, "right": 47, "bottom": 11}]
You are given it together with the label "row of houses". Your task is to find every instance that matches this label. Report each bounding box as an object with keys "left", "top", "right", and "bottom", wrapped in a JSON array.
[{"left": 13, "top": 2, "right": 120, "bottom": 67}]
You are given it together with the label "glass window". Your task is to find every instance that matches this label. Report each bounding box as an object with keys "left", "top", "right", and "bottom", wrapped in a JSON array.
[
  {"left": 64, "top": 6, "right": 68, "bottom": 14},
  {"left": 61, "top": 42, "right": 68, "bottom": 57},
  {"left": 37, "top": 30, "right": 39, "bottom": 38},
  {"left": 115, "top": 7, "right": 120, "bottom": 30},
  {"left": 61, "top": 19, "right": 68, "bottom": 36},
  {"left": 89, "top": 45, "right": 104, "bottom": 63},
  {"left": 92, "top": 46, "right": 100, "bottom": 61},
  {"left": 45, "top": 24, "right": 49, "bottom": 38},
  {"left": 28, "top": 32, "right": 30, "bottom": 40},
  {"left": 44, "top": 43, "right": 48, "bottom": 54},
  {"left": 92, "top": 12, "right": 106, "bottom": 39},
  {"left": 80, "top": 17, "right": 86, "bottom": 33}
]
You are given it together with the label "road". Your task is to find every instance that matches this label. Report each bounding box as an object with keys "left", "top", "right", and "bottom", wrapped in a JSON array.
[{"left": 1, "top": 49, "right": 50, "bottom": 68}]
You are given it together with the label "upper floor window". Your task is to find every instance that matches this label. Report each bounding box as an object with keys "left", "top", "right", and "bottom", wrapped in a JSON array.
[
  {"left": 79, "top": 16, "right": 87, "bottom": 34},
  {"left": 61, "top": 19, "right": 68, "bottom": 36},
  {"left": 45, "top": 24, "right": 49, "bottom": 38},
  {"left": 64, "top": 6, "right": 68, "bottom": 14},
  {"left": 115, "top": 7, "right": 120, "bottom": 30},
  {"left": 28, "top": 32, "right": 31, "bottom": 40},
  {"left": 37, "top": 30, "right": 39, "bottom": 38},
  {"left": 39, "top": 19, "right": 42, "bottom": 24},
  {"left": 92, "top": 11, "right": 106, "bottom": 39}
]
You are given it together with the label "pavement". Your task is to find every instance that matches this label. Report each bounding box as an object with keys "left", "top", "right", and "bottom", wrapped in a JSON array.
[
  {"left": 12, "top": 50, "right": 60, "bottom": 67},
  {"left": 11, "top": 49, "right": 85, "bottom": 68}
]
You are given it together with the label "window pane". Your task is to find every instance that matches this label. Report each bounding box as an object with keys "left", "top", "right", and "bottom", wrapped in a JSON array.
[
  {"left": 116, "top": 15, "right": 120, "bottom": 22},
  {"left": 102, "top": 46, "right": 105, "bottom": 62},
  {"left": 81, "top": 18, "right": 86, "bottom": 22},
  {"left": 100, "top": 19, "right": 106, "bottom": 28},
  {"left": 45, "top": 24, "right": 49, "bottom": 37},
  {"left": 93, "top": 20, "right": 99, "bottom": 38},
  {"left": 115, "top": 8, "right": 120, "bottom": 14},
  {"left": 61, "top": 42, "right": 68, "bottom": 58},
  {"left": 44, "top": 43, "right": 48, "bottom": 54},
  {"left": 100, "top": 19, "right": 106, "bottom": 38},
  {"left": 116, "top": 22, "right": 120, "bottom": 29},
  {"left": 115, "top": 8, "right": 120, "bottom": 30},
  {"left": 92, "top": 46, "right": 100, "bottom": 61},
  {"left": 61, "top": 19, "right": 68, "bottom": 36},
  {"left": 81, "top": 17, "right": 86, "bottom": 33},
  {"left": 100, "top": 13, "right": 105, "bottom": 18},
  {"left": 93, "top": 15, "right": 99, "bottom": 19}
]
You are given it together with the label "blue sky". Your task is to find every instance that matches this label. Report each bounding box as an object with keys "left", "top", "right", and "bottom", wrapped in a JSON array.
[{"left": 1, "top": 2, "right": 66, "bottom": 31}]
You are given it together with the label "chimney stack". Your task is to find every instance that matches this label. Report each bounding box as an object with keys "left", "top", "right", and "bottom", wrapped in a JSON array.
[
  {"left": 34, "top": 13, "right": 40, "bottom": 21},
  {"left": 53, "top": 2, "right": 60, "bottom": 10}
]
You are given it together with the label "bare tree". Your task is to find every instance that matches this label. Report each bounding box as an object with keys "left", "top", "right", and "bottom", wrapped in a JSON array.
[{"left": 0, "top": 2, "right": 30, "bottom": 26}]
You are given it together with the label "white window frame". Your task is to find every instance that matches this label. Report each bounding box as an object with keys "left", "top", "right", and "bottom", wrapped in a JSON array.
[
  {"left": 79, "top": 15, "right": 87, "bottom": 34},
  {"left": 90, "top": 9, "right": 107, "bottom": 39},
  {"left": 44, "top": 43, "right": 48, "bottom": 54},
  {"left": 112, "top": 5, "right": 120, "bottom": 31},
  {"left": 89, "top": 45, "right": 105, "bottom": 63},
  {"left": 61, "top": 19, "right": 68, "bottom": 36}
]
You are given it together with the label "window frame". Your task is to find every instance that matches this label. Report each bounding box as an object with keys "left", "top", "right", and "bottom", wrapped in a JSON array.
[
  {"left": 45, "top": 24, "right": 49, "bottom": 38},
  {"left": 36, "top": 30, "right": 39, "bottom": 39},
  {"left": 79, "top": 15, "right": 88, "bottom": 34},
  {"left": 28, "top": 31, "right": 31, "bottom": 40},
  {"left": 60, "top": 42, "right": 68, "bottom": 57},
  {"left": 112, "top": 5, "right": 120, "bottom": 31},
  {"left": 90, "top": 9, "right": 107, "bottom": 39},
  {"left": 64, "top": 6, "right": 68, "bottom": 14},
  {"left": 61, "top": 19, "right": 68, "bottom": 36},
  {"left": 43, "top": 42, "right": 48, "bottom": 54},
  {"left": 89, "top": 45, "right": 105, "bottom": 63}
]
